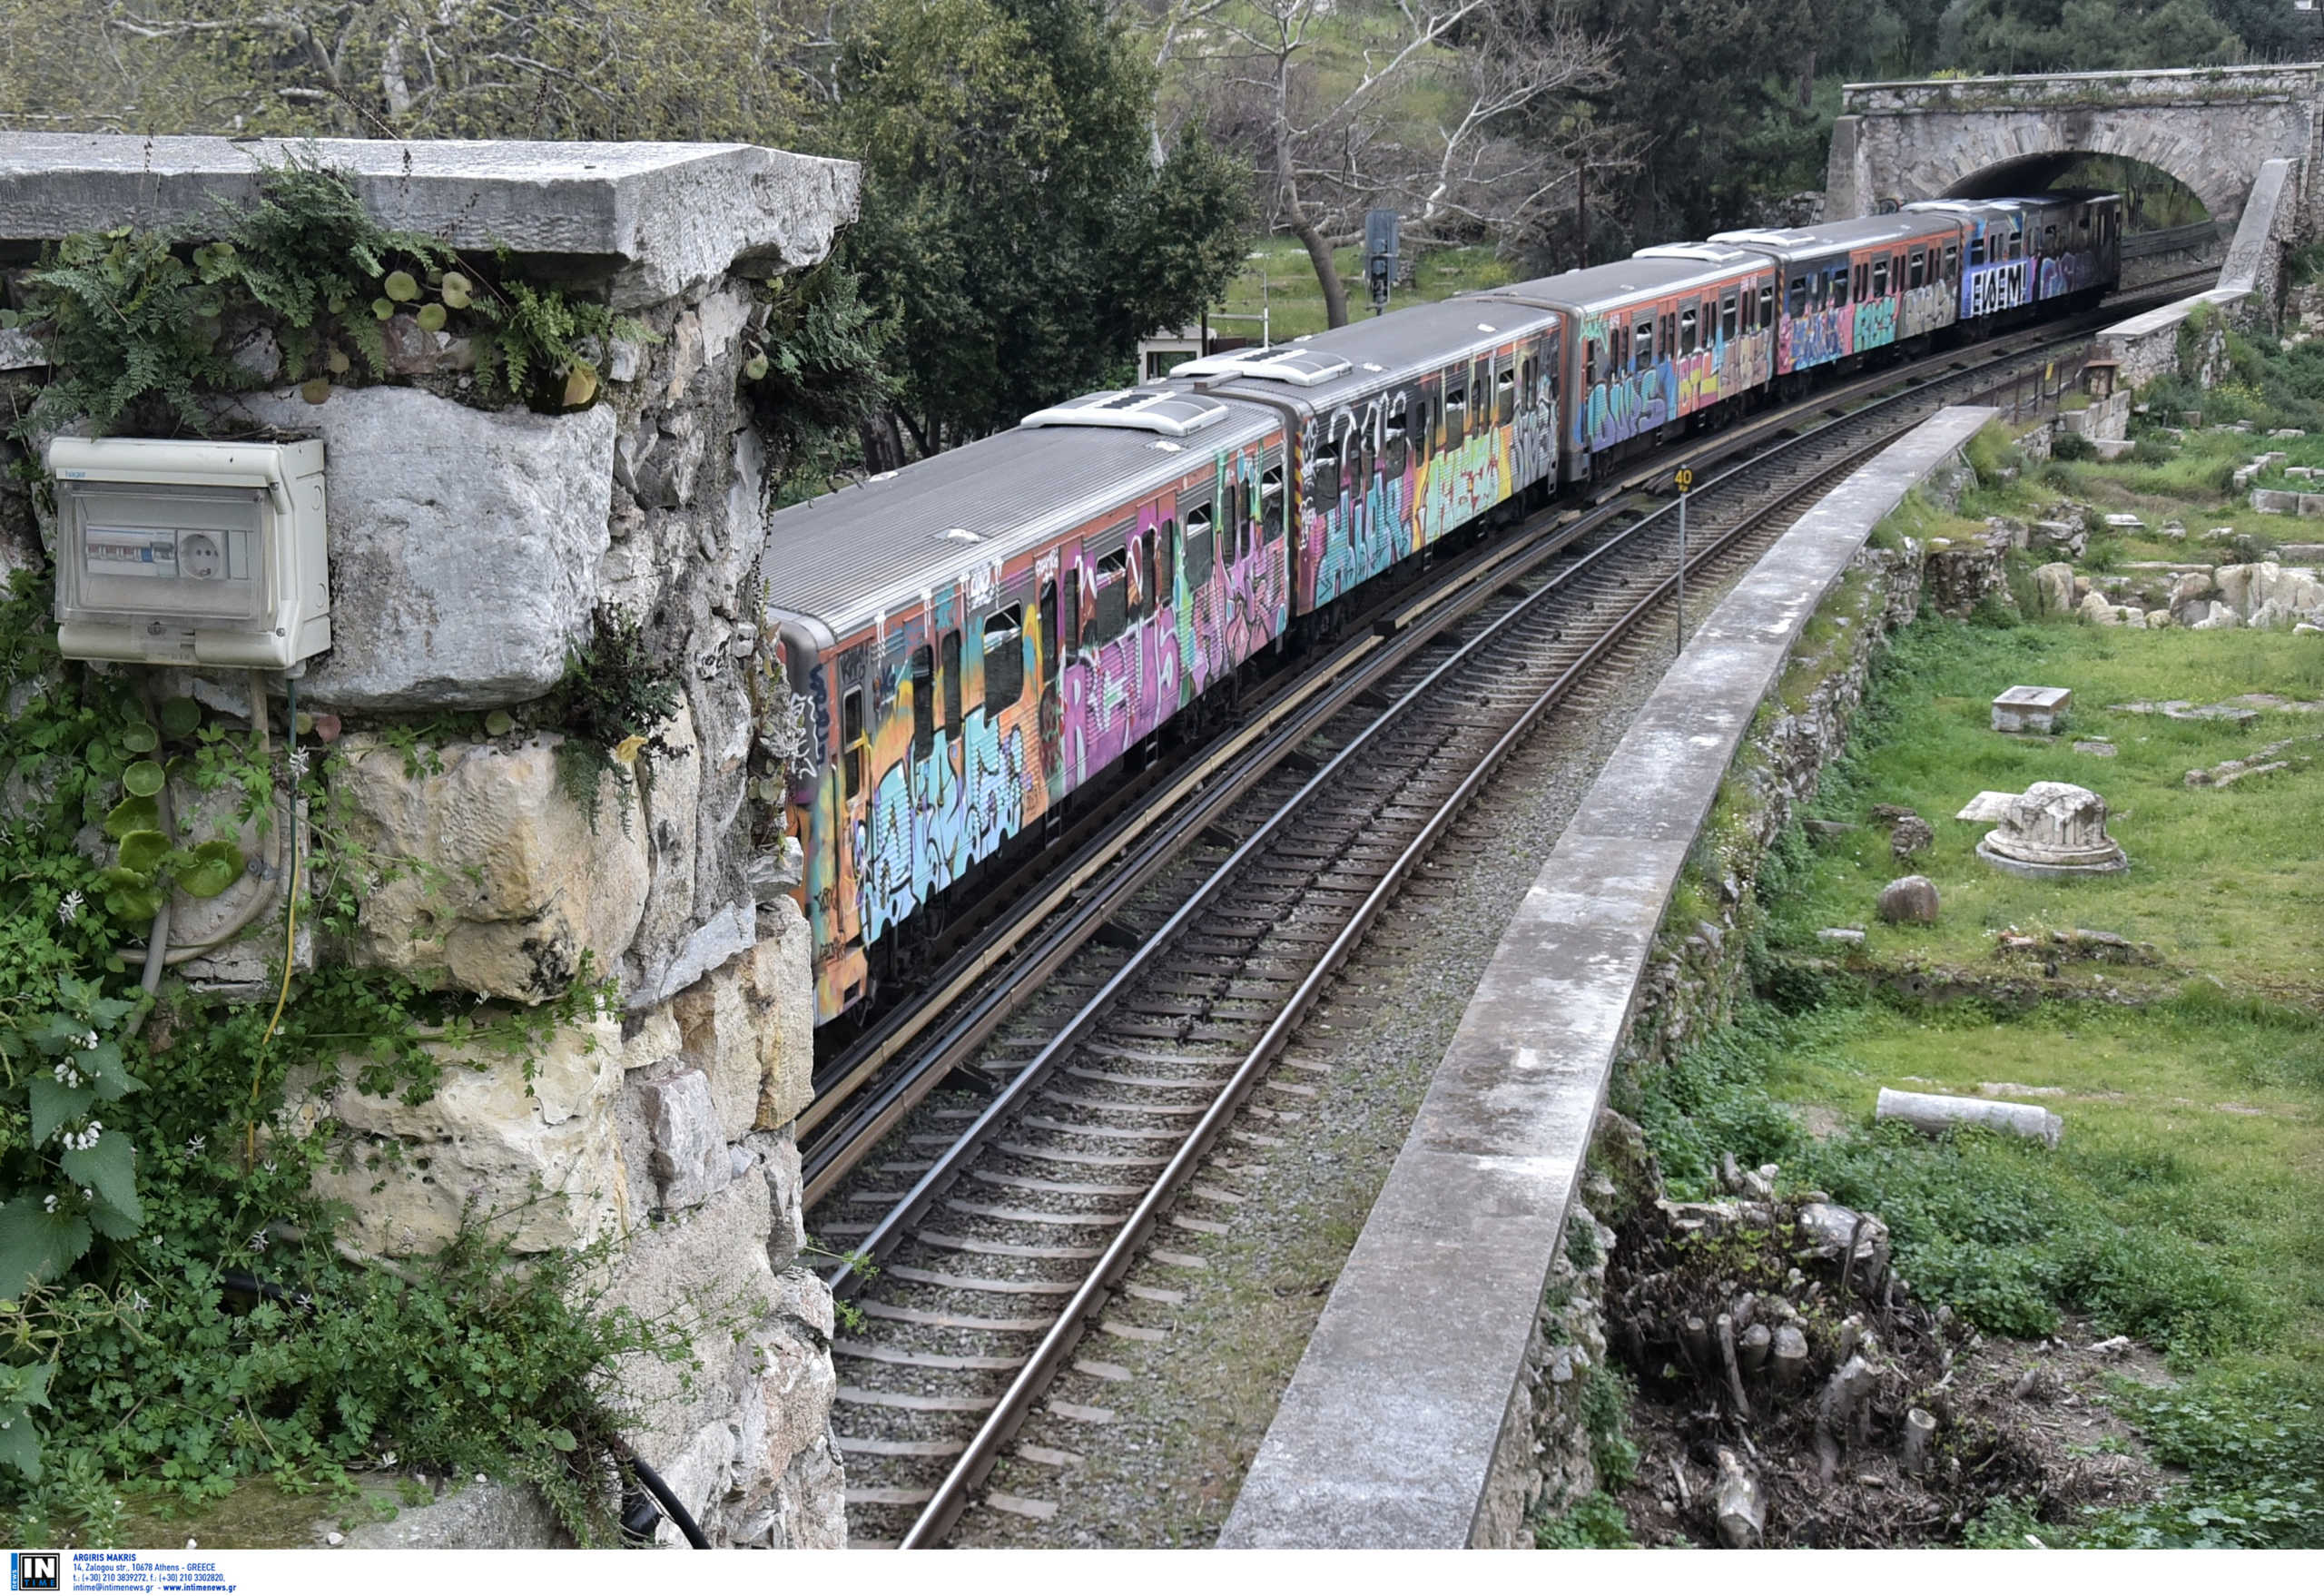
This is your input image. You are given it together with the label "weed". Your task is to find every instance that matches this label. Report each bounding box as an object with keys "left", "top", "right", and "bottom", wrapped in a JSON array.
[{"left": 1534, "top": 1491, "right": 1635, "bottom": 1548}]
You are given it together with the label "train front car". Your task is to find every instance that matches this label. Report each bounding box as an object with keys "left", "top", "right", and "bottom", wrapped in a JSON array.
[
  {"left": 1170, "top": 298, "right": 1562, "bottom": 619},
  {"left": 1709, "top": 213, "right": 1966, "bottom": 384},
  {"left": 758, "top": 389, "right": 1291, "bottom": 1025},
  {"left": 1482, "top": 250, "right": 1777, "bottom": 482}
]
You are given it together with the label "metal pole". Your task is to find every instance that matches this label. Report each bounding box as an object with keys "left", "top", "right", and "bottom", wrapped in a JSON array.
[
  {"left": 1577, "top": 161, "right": 1589, "bottom": 271},
  {"left": 1676, "top": 487, "right": 1687, "bottom": 657}
]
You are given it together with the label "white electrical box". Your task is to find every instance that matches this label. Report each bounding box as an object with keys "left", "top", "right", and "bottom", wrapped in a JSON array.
[{"left": 48, "top": 437, "right": 330, "bottom": 669}]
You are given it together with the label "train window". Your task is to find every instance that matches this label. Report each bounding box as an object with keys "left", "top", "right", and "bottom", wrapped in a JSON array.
[
  {"left": 2043, "top": 223, "right": 2058, "bottom": 249},
  {"left": 1678, "top": 307, "right": 1698, "bottom": 355},
  {"left": 1384, "top": 396, "right": 1409, "bottom": 475},
  {"left": 1870, "top": 259, "right": 1888, "bottom": 298},
  {"left": 1787, "top": 274, "right": 1807, "bottom": 318},
  {"left": 1443, "top": 384, "right": 1465, "bottom": 448},
  {"left": 1260, "top": 465, "right": 1285, "bottom": 533},
  {"left": 1721, "top": 292, "right": 1738, "bottom": 340},
  {"left": 1584, "top": 340, "right": 1599, "bottom": 387},
  {"left": 910, "top": 645, "right": 935, "bottom": 761},
  {"left": 1129, "top": 531, "right": 1152, "bottom": 621},
  {"left": 1062, "top": 563, "right": 1080, "bottom": 649},
  {"left": 1093, "top": 548, "right": 1128, "bottom": 643},
  {"left": 1759, "top": 283, "right": 1776, "bottom": 327},
  {"left": 1851, "top": 262, "right": 1866, "bottom": 301},
  {"left": 1628, "top": 317, "right": 1647, "bottom": 364},
  {"left": 1157, "top": 518, "right": 1177, "bottom": 606},
  {"left": 1312, "top": 438, "right": 1341, "bottom": 502},
  {"left": 1039, "top": 579, "right": 1059, "bottom": 686},
  {"left": 940, "top": 630, "right": 962, "bottom": 731},
  {"left": 1186, "top": 505, "right": 1215, "bottom": 586},
  {"left": 1834, "top": 266, "right": 1852, "bottom": 306},
  {"left": 1496, "top": 366, "right": 1515, "bottom": 425},
  {"left": 983, "top": 607, "right": 1024, "bottom": 713},
  {"left": 842, "top": 687, "right": 866, "bottom": 799},
  {"left": 1906, "top": 251, "right": 1924, "bottom": 291},
  {"left": 1967, "top": 235, "right": 1984, "bottom": 268}
]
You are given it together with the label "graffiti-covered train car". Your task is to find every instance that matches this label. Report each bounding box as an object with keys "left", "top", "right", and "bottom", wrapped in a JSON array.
[
  {"left": 1903, "top": 192, "right": 2122, "bottom": 321},
  {"left": 1481, "top": 251, "right": 1777, "bottom": 479},
  {"left": 760, "top": 389, "right": 1292, "bottom": 1021},
  {"left": 1707, "top": 213, "right": 1966, "bottom": 378},
  {"left": 1174, "top": 299, "right": 1564, "bottom": 612}
]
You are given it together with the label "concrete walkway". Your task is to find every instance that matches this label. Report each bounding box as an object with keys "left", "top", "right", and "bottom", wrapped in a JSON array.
[{"left": 1217, "top": 404, "right": 1998, "bottom": 1549}]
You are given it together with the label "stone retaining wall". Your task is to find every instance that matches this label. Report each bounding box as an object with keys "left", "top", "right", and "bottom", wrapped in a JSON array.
[
  {"left": 1218, "top": 407, "right": 1990, "bottom": 1549},
  {"left": 0, "top": 136, "right": 859, "bottom": 1548}
]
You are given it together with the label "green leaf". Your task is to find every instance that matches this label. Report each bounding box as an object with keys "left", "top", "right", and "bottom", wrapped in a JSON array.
[
  {"left": 372, "top": 298, "right": 396, "bottom": 320},
  {"left": 159, "top": 696, "right": 203, "bottom": 737},
  {"left": 122, "top": 760, "right": 165, "bottom": 797},
  {"left": 416, "top": 302, "right": 448, "bottom": 333},
  {"left": 743, "top": 353, "right": 770, "bottom": 381},
  {"left": 119, "top": 723, "right": 159, "bottom": 754},
  {"left": 62, "top": 1130, "right": 141, "bottom": 1228},
  {"left": 0, "top": 1196, "right": 93, "bottom": 1302},
  {"left": 176, "top": 840, "right": 245, "bottom": 899},
  {"left": 0, "top": 1406, "right": 44, "bottom": 1483},
  {"left": 384, "top": 270, "right": 419, "bottom": 303},
  {"left": 103, "top": 794, "right": 160, "bottom": 840},
  {"left": 484, "top": 710, "right": 516, "bottom": 736},
  {"left": 547, "top": 1426, "right": 577, "bottom": 1453},
  {"left": 0, "top": 1363, "right": 53, "bottom": 1411},
  {"left": 28, "top": 1077, "right": 94, "bottom": 1146},
  {"left": 116, "top": 830, "right": 171, "bottom": 874}
]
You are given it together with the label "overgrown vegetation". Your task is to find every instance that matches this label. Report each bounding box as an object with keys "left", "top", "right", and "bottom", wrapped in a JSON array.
[
  {"left": 0, "top": 153, "right": 648, "bottom": 437},
  {"left": 0, "top": 572, "right": 687, "bottom": 1541},
  {"left": 536, "top": 609, "right": 686, "bottom": 829}
]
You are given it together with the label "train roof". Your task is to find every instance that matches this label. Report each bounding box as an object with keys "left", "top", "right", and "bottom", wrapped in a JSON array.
[
  {"left": 1708, "top": 212, "right": 1962, "bottom": 263},
  {"left": 757, "top": 395, "right": 1280, "bottom": 644},
  {"left": 1170, "top": 293, "right": 1561, "bottom": 410},
  {"left": 1476, "top": 252, "right": 1756, "bottom": 317}
]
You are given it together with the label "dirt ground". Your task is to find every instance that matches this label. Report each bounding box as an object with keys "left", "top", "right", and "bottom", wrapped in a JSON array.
[{"left": 1604, "top": 1187, "right": 2172, "bottom": 1548}]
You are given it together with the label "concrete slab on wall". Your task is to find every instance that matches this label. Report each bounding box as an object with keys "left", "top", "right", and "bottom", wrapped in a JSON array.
[
  {"left": 0, "top": 133, "right": 859, "bottom": 307},
  {"left": 1217, "top": 403, "right": 1999, "bottom": 1549}
]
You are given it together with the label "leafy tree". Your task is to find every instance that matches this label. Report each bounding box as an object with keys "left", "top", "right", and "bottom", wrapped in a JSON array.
[
  {"left": 829, "top": 0, "right": 1246, "bottom": 449},
  {"left": 1942, "top": 0, "right": 2241, "bottom": 74}
]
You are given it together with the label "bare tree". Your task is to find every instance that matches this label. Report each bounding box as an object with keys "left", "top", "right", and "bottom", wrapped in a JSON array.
[{"left": 1185, "top": 0, "right": 1624, "bottom": 326}]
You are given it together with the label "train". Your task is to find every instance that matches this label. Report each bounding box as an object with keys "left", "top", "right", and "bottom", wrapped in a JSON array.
[{"left": 761, "top": 191, "right": 2123, "bottom": 1026}]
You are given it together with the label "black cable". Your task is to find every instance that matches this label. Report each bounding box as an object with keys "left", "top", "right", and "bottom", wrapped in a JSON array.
[{"left": 619, "top": 1449, "right": 711, "bottom": 1549}]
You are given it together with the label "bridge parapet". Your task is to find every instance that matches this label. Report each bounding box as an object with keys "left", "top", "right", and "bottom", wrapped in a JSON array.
[{"left": 1827, "top": 62, "right": 2322, "bottom": 245}]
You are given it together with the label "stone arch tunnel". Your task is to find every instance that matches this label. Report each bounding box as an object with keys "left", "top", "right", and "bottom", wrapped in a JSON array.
[{"left": 1824, "top": 64, "right": 2324, "bottom": 233}]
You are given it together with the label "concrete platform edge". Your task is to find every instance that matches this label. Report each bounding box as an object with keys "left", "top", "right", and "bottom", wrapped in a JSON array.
[{"left": 1216, "top": 404, "right": 1999, "bottom": 1549}]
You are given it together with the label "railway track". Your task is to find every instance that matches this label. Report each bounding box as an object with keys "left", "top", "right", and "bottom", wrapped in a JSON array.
[{"left": 804, "top": 291, "right": 2184, "bottom": 1548}]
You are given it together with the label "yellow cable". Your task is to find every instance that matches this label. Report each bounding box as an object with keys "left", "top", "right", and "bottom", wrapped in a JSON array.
[{"left": 245, "top": 700, "right": 300, "bottom": 1172}]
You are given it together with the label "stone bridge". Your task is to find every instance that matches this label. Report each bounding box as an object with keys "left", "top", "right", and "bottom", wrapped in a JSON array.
[{"left": 1824, "top": 64, "right": 2324, "bottom": 232}]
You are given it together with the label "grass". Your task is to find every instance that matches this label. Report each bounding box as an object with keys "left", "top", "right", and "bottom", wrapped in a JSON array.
[
  {"left": 1765, "top": 614, "right": 2324, "bottom": 1000},
  {"left": 1212, "top": 236, "right": 1517, "bottom": 343},
  {"left": 1629, "top": 990, "right": 2324, "bottom": 1545}
]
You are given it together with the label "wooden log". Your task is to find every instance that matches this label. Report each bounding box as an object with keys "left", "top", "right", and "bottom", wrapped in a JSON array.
[
  {"left": 1902, "top": 1406, "right": 1938, "bottom": 1476},
  {"left": 1771, "top": 1325, "right": 1809, "bottom": 1394},
  {"left": 1717, "top": 1312, "right": 1752, "bottom": 1421},
  {"left": 1713, "top": 1448, "right": 1765, "bottom": 1549},
  {"left": 1876, "top": 1087, "right": 2062, "bottom": 1148},
  {"left": 1738, "top": 1322, "right": 1771, "bottom": 1380},
  {"left": 1814, "top": 1353, "right": 1877, "bottom": 1483},
  {"left": 1681, "top": 1314, "right": 1713, "bottom": 1372}
]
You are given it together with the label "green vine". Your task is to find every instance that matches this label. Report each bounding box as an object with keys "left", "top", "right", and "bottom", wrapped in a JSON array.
[
  {"left": 0, "top": 151, "right": 653, "bottom": 437},
  {"left": 537, "top": 608, "right": 684, "bottom": 832},
  {"left": 0, "top": 571, "right": 679, "bottom": 1538}
]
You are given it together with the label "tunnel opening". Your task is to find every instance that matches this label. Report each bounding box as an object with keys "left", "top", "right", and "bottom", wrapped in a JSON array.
[{"left": 1944, "top": 153, "right": 2213, "bottom": 237}]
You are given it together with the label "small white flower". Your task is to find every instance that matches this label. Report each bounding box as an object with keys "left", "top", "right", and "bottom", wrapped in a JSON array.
[
  {"left": 79, "top": 1188, "right": 92, "bottom": 1201},
  {"left": 379, "top": 1452, "right": 398, "bottom": 1467},
  {"left": 286, "top": 746, "right": 311, "bottom": 779},
  {"left": 56, "top": 890, "right": 83, "bottom": 926},
  {"left": 80, "top": 1030, "right": 99, "bottom": 1050},
  {"left": 42, "top": 1195, "right": 57, "bottom": 1213},
  {"left": 188, "top": 1136, "right": 206, "bottom": 1154},
  {"left": 129, "top": 1292, "right": 151, "bottom": 1313},
  {"left": 247, "top": 1229, "right": 269, "bottom": 1254},
  {"left": 262, "top": 1160, "right": 277, "bottom": 1174}
]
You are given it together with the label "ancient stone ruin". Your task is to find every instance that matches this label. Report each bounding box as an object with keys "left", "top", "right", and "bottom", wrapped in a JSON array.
[{"left": 1975, "top": 782, "right": 2130, "bottom": 880}]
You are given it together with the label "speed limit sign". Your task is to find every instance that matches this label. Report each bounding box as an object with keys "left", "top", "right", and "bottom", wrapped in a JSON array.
[{"left": 1675, "top": 468, "right": 1693, "bottom": 491}]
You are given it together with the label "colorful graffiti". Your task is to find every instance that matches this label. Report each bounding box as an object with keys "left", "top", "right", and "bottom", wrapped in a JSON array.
[
  {"left": 2037, "top": 248, "right": 2100, "bottom": 301},
  {"left": 1899, "top": 280, "right": 1955, "bottom": 340},
  {"left": 1778, "top": 304, "right": 1853, "bottom": 374},
  {"left": 1576, "top": 309, "right": 1769, "bottom": 458},
  {"left": 1964, "top": 258, "right": 2034, "bottom": 319},
  {"left": 1300, "top": 357, "right": 1549, "bottom": 611},
  {"left": 798, "top": 441, "right": 1289, "bottom": 1019}
]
